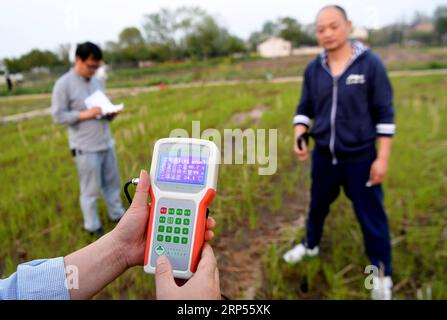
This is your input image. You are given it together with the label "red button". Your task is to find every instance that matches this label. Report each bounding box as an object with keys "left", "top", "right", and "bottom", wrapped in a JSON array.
[{"left": 160, "top": 207, "right": 167, "bottom": 214}]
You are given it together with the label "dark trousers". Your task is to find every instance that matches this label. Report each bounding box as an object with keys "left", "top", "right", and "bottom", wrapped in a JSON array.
[{"left": 304, "top": 149, "right": 392, "bottom": 276}]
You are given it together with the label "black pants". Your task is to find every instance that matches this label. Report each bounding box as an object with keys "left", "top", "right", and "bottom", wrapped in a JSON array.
[{"left": 304, "top": 149, "right": 393, "bottom": 276}]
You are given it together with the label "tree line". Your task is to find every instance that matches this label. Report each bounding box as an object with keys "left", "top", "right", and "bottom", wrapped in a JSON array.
[{"left": 3, "top": 5, "right": 447, "bottom": 73}]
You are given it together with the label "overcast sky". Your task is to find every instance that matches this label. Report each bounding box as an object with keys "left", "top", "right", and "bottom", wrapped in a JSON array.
[{"left": 0, "top": 0, "right": 444, "bottom": 59}]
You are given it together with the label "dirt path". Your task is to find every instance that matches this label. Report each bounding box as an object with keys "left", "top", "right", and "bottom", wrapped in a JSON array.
[
  {"left": 215, "top": 194, "right": 308, "bottom": 299},
  {"left": 2, "top": 68, "right": 447, "bottom": 124},
  {"left": 212, "top": 104, "right": 311, "bottom": 299}
]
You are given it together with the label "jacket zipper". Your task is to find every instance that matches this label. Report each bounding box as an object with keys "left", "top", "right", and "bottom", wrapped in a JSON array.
[
  {"left": 330, "top": 77, "right": 339, "bottom": 165},
  {"left": 321, "top": 52, "right": 363, "bottom": 166},
  {"left": 321, "top": 63, "right": 339, "bottom": 165}
]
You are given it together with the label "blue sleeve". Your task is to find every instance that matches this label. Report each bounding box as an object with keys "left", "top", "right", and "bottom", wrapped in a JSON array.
[
  {"left": 293, "top": 65, "right": 314, "bottom": 128},
  {"left": 0, "top": 258, "right": 70, "bottom": 300},
  {"left": 369, "top": 56, "right": 396, "bottom": 137}
]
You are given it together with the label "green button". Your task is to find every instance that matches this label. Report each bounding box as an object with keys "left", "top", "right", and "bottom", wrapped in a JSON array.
[
  {"left": 181, "top": 237, "right": 188, "bottom": 244},
  {"left": 175, "top": 218, "right": 182, "bottom": 225},
  {"left": 166, "top": 226, "right": 173, "bottom": 233},
  {"left": 169, "top": 208, "right": 175, "bottom": 215},
  {"left": 167, "top": 217, "right": 174, "bottom": 224},
  {"left": 158, "top": 225, "right": 165, "bottom": 232},
  {"left": 176, "top": 209, "right": 183, "bottom": 216},
  {"left": 184, "top": 219, "right": 190, "bottom": 226},
  {"left": 173, "top": 236, "right": 180, "bottom": 244},
  {"left": 157, "top": 235, "right": 163, "bottom": 242},
  {"left": 174, "top": 227, "right": 181, "bottom": 234},
  {"left": 184, "top": 209, "right": 191, "bottom": 216},
  {"left": 165, "top": 236, "right": 172, "bottom": 243},
  {"left": 182, "top": 228, "right": 189, "bottom": 235},
  {"left": 159, "top": 216, "right": 166, "bottom": 223}
]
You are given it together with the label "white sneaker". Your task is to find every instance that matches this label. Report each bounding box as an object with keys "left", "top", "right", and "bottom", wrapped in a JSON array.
[
  {"left": 371, "top": 276, "right": 393, "bottom": 300},
  {"left": 283, "top": 243, "right": 319, "bottom": 264}
]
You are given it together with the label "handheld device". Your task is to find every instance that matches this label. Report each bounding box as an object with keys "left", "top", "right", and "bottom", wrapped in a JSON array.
[
  {"left": 144, "top": 138, "right": 219, "bottom": 279},
  {"left": 297, "top": 132, "right": 309, "bottom": 151}
]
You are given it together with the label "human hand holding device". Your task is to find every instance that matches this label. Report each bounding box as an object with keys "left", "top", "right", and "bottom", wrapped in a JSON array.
[
  {"left": 64, "top": 169, "right": 218, "bottom": 300},
  {"left": 144, "top": 138, "right": 219, "bottom": 280},
  {"left": 113, "top": 168, "right": 217, "bottom": 269}
]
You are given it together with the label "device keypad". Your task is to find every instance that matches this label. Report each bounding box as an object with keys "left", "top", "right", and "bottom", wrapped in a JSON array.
[
  {"left": 150, "top": 198, "right": 197, "bottom": 271},
  {"left": 158, "top": 206, "right": 192, "bottom": 245}
]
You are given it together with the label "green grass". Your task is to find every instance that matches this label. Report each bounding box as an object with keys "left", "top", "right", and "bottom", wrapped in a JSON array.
[
  {"left": 3, "top": 46, "right": 447, "bottom": 97},
  {"left": 0, "top": 96, "right": 50, "bottom": 117},
  {"left": 0, "top": 75, "right": 446, "bottom": 299}
]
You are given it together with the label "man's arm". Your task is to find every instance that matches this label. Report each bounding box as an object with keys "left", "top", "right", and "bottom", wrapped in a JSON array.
[
  {"left": 369, "top": 56, "right": 395, "bottom": 186},
  {"left": 51, "top": 80, "right": 102, "bottom": 125},
  {"left": 377, "top": 137, "right": 392, "bottom": 162},
  {"left": 293, "top": 66, "right": 314, "bottom": 161},
  {"left": 63, "top": 233, "right": 127, "bottom": 300}
]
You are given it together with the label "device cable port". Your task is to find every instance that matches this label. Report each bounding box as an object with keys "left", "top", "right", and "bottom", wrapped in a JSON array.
[{"left": 124, "top": 177, "right": 140, "bottom": 205}]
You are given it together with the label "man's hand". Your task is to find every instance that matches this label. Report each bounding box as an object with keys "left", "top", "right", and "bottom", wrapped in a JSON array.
[
  {"left": 111, "top": 170, "right": 216, "bottom": 269},
  {"left": 155, "top": 243, "right": 221, "bottom": 300},
  {"left": 368, "top": 137, "right": 393, "bottom": 186},
  {"left": 104, "top": 110, "right": 122, "bottom": 121},
  {"left": 369, "top": 157, "right": 389, "bottom": 186},
  {"left": 79, "top": 107, "right": 102, "bottom": 121},
  {"left": 293, "top": 125, "right": 309, "bottom": 161}
]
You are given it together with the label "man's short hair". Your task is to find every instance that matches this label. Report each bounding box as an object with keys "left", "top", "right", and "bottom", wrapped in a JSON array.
[
  {"left": 319, "top": 5, "right": 348, "bottom": 21},
  {"left": 75, "top": 42, "right": 103, "bottom": 61}
]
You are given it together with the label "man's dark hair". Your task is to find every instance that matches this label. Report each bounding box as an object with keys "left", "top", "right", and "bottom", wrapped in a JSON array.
[
  {"left": 75, "top": 42, "right": 103, "bottom": 61},
  {"left": 319, "top": 5, "right": 349, "bottom": 21}
]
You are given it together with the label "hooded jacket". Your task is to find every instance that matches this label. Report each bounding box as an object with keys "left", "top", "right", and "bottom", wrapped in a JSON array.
[{"left": 294, "top": 41, "right": 396, "bottom": 164}]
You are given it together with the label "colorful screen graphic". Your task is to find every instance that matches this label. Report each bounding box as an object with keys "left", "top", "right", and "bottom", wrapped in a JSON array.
[{"left": 157, "top": 156, "right": 207, "bottom": 185}]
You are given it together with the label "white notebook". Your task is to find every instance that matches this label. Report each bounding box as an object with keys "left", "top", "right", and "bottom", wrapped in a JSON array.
[{"left": 84, "top": 90, "right": 124, "bottom": 115}]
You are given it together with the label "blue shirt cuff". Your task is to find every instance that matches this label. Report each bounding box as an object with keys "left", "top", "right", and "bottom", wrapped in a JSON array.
[{"left": 15, "top": 257, "right": 70, "bottom": 300}]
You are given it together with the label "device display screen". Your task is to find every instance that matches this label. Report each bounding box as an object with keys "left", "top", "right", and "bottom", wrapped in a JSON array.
[{"left": 157, "top": 156, "right": 207, "bottom": 185}]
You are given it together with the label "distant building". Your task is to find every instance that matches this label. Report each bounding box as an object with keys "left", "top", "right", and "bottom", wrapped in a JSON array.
[
  {"left": 31, "top": 66, "right": 50, "bottom": 74},
  {"left": 350, "top": 27, "right": 369, "bottom": 41},
  {"left": 257, "top": 37, "right": 292, "bottom": 58},
  {"left": 411, "top": 22, "right": 435, "bottom": 34},
  {"left": 138, "top": 60, "right": 156, "bottom": 69}
]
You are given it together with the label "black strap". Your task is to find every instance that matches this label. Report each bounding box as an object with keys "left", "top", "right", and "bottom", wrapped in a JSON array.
[
  {"left": 297, "top": 133, "right": 310, "bottom": 151},
  {"left": 71, "top": 149, "right": 84, "bottom": 157}
]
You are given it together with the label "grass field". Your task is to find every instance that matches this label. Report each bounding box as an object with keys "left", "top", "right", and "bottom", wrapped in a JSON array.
[
  {"left": 0, "top": 74, "right": 446, "bottom": 299},
  {"left": 2, "top": 46, "right": 447, "bottom": 97}
]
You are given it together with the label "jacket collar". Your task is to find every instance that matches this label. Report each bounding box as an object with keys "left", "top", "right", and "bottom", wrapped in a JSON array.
[{"left": 320, "top": 40, "right": 369, "bottom": 68}]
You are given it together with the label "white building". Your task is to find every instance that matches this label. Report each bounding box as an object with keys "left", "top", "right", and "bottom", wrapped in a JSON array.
[
  {"left": 350, "top": 27, "right": 369, "bottom": 41},
  {"left": 257, "top": 37, "right": 292, "bottom": 58}
]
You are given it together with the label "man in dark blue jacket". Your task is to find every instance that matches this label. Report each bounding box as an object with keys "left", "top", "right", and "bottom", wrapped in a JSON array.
[{"left": 283, "top": 5, "right": 395, "bottom": 300}]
